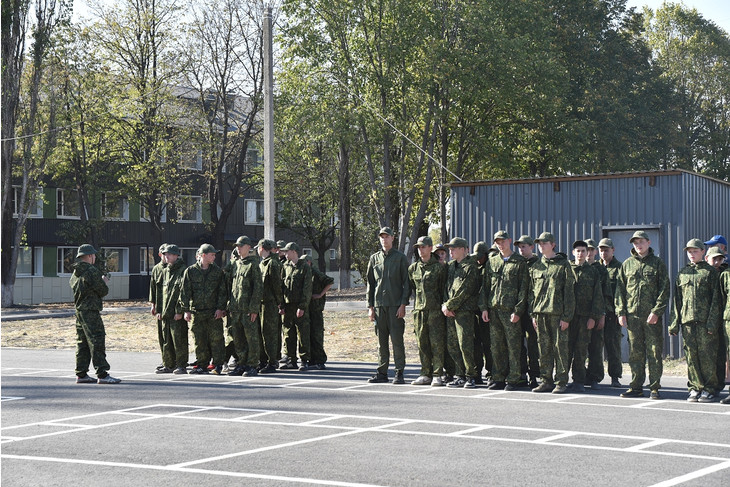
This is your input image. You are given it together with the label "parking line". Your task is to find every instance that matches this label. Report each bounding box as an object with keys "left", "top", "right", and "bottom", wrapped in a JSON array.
[{"left": 647, "top": 460, "right": 730, "bottom": 487}]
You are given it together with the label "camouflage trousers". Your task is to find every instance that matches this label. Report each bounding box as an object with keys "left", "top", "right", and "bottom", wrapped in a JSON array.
[
  {"left": 681, "top": 322, "right": 719, "bottom": 394},
  {"left": 374, "top": 306, "right": 406, "bottom": 375},
  {"left": 226, "top": 312, "right": 261, "bottom": 368},
  {"left": 626, "top": 315, "right": 663, "bottom": 391},
  {"left": 283, "top": 303, "right": 310, "bottom": 365},
  {"left": 534, "top": 314, "right": 570, "bottom": 387},
  {"left": 489, "top": 309, "right": 523, "bottom": 384},
  {"left": 447, "top": 311, "right": 478, "bottom": 379},
  {"left": 717, "top": 321, "right": 729, "bottom": 392},
  {"left": 520, "top": 313, "right": 540, "bottom": 381},
  {"left": 603, "top": 312, "right": 623, "bottom": 379},
  {"left": 259, "top": 300, "right": 281, "bottom": 366},
  {"left": 190, "top": 312, "right": 225, "bottom": 367},
  {"left": 74, "top": 310, "right": 111, "bottom": 378},
  {"left": 309, "top": 300, "right": 328, "bottom": 365},
  {"left": 586, "top": 326, "right": 605, "bottom": 383},
  {"left": 161, "top": 317, "right": 189, "bottom": 369},
  {"left": 157, "top": 317, "right": 164, "bottom": 362},
  {"left": 568, "top": 316, "right": 591, "bottom": 385},
  {"left": 412, "top": 308, "right": 446, "bottom": 377},
  {"left": 474, "top": 314, "right": 491, "bottom": 379}
]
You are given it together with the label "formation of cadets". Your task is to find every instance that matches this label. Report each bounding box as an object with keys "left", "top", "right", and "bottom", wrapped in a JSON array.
[
  {"left": 149, "top": 237, "right": 333, "bottom": 378},
  {"left": 366, "top": 227, "right": 730, "bottom": 404}
]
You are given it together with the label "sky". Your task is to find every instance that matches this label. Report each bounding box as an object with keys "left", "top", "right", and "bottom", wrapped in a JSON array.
[{"left": 625, "top": 0, "right": 730, "bottom": 33}]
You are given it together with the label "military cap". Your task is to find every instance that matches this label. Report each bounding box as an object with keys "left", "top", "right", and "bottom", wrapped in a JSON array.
[
  {"left": 534, "top": 232, "right": 555, "bottom": 243},
  {"left": 572, "top": 239, "right": 588, "bottom": 249},
  {"left": 473, "top": 241, "right": 489, "bottom": 257},
  {"left": 629, "top": 231, "right": 650, "bottom": 242},
  {"left": 445, "top": 237, "right": 469, "bottom": 249},
  {"left": 683, "top": 238, "right": 705, "bottom": 251},
  {"left": 493, "top": 230, "right": 510, "bottom": 242},
  {"left": 158, "top": 243, "right": 168, "bottom": 254},
  {"left": 514, "top": 235, "right": 534, "bottom": 246},
  {"left": 257, "top": 238, "right": 274, "bottom": 250},
  {"left": 598, "top": 238, "right": 614, "bottom": 248},
  {"left": 198, "top": 243, "right": 218, "bottom": 254},
  {"left": 413, "top": 236, "right": 433, "bottom": 247},
  {"left": 705, "top": 235, "right": 728, "bottom": 247},
  {"left": 434, "top": 243, "right": 447, "bottom": 252},
  {"left": 276, "top": 240, "right": 286, "bottom": 249},
  {"left": 235, "top": 235, "right": 253, "bottom": 247},
  {"left": 706, "top": 246, "right": 725, "bottom": 258},
  {"left": 283, "top": 242, "right": 300, "bottom": 252},
  {"left": 163, "top": 244, "right": 180, "bottom": 255},
  {"left": 76, "top": 244, "right": 97, "bottom": 258},
  {"left": 584, "top": 238, "right": 597, "bottom": 249},
  {"left": 378, "top": 226, "right": 394, "bottom": 236}
]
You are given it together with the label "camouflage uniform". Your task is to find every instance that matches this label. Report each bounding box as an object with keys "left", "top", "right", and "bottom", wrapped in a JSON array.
[
  {"left": 602, "top": 257, "right": 624, "bottom": 381},
  {"left": 70, "top": 260, "right": 111, "bottom": 378},
  {"left": 669, "top": 260, "right": 721, "bottom": 394},
  {"left": 475, "top": 254, "right": 493, "bottom": 381},
  {"left": 529, "top": 253, "right": 576, "bottom": 387},
  {"left": 520, "top": 255, "right": 540, "bottom": 384},
  {"left": 159, "top": 257, "right": 189, "bottom": 369},
  {"left": 282, "top": 259, "right": 313, "bottom": 365},
  {"left": 444, "top": 254, "right": 481, "bottom": 379},
  {"left": 586, "top": 260, "right": 610, "bottom": 384},
  {"left": 226, "top": 254, "right": 264, "bottom": 369},
  {"left": 615, "top": 248, "right": 670, "bottom": 392},
  {"left": 149, "top": 259, "right": 167, "bottom": 361},
  {"left": 485, "top": 252, "right": 529, "bottom": 385},
  {"left": 180, "top": 261, "right": 228, "bottom": 368},
  {"left": 409, "top": 253, "right": 447, "bottom": 378},
  {"left": 259, "top": 253, "right": 284, "bottom": 367},
  {"left": 569, "top": 261, "right": 604, "bottom": 386},
  {"left": 720, "top": 268, "right": 730, "bottom": 399},
  {"left": 310, "top": 265, "right": 335, "bottom": 366}
]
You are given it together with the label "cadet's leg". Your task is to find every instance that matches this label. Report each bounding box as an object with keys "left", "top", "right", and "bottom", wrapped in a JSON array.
[
  {"left": 645, "top": 318, "right": 664, "bottom": 392},
  {"left": 75, "top": 312, "right": 92, "bottom": 377},
  {"left": 455, "top": 311, "right": 477, "bottom": 379},
  {"left": 535, "top": 314, "right": 555, "bottom": 385},
  {"left": 170, "top": 318, "right": 189, "bottom": 369},
  {"left": 191, "top": 314, "right": 211, "bottom": 367},
  {"left": 504, "top": 313, "right": 524, "bottom": 385},
  {"left": 80, "top": 310, "right": 111, "bottom": 378},
  {"left": 682, "top": 323, "right": 701, "bottom": 392},
  {"left": 446, "top": 317, "right": 465, "bottom": 377},
  {"left": 309, "top": 304, "right": 327, "bottom": 365},
  {"left": 554, "top": 316, "right": 571, "bottom": 387},
  {"left": 626, "top": 316, "right": 647, "bottom": 390},
  {"left": 697, "top": 326, "right": 719, "bottom": 394},
  {"left": 160, "top": 318, "right": 175, "bottom": 369},
  {"left": 428, "top": 310, "right": 446, "bottom": 377},
  {"left": 260, "top": 301, "right": 279, "bottom": 366},
  {"left": 414, "top": 310, "right": 432, "bottom": 377},
  {"left": 296, "top": 312, "right": 311, "bottom": 365},
  {"left": 389, "top": 307, "right": 406, "bottom": 374},
  {"left": 586, "top": 327, "right": 605, "bottom": 383},
  {"left": 489, "top": 311, "right": 508, "bottom": 382},
  {"left": 226, "top": 313, "right": 247, "bottom": 366},
  {"left": 569, "top": 316, "right": 589, "bottom": 386},
  {"left": 374, "top": 307, "right": 392, "bottom": 376},
  {"left": 604, "top": 312, "right": 623, "bottom": 380},
  {"left": 522, "top": 314, "right": 540, "bottom": 383},
  {"left": 282, "top": 304, "right": 299, "bottom": 365}
]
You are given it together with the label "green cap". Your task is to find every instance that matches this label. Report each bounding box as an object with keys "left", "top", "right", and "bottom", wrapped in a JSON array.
[
  {"left": 158, "top": 243, "right": 168, "bottom": 254},
  {"left": 413, "top": 236, "right": 433, "bottom": 247},
  {"left": 473, "top": 241, "right": 489, "bottom": 257},
  {"left": 163, "top": 244, "right": 180, "bottom": 255},
  {"left": 630, "top": 231, "right": 650, "bottom": 242},
  {"left": 198, "top": 243, "right": 218, "bottom": 254},
  {"left": 378, "top": 226, "right": 394, "bottom": 236},
  {"left": 257, "top": 238, "right": 274, "bottom": 250},
  {"left": 235, "top": 235, "right": 253, "bottom": 247},
  {"left": 535, "top": 232, "right": 555, "bottom": 244},
  {"left": 283, "top": 241, "right": 300, "bottom": 252},
  {"left": 76, "top": 244, "right": 97, "bottom": 258},
  {"left": 514, "top": 235, "right": 534, "bottom": 246},
  {"left": 683, "top": 238, "right": 705, "bottom": 251},
  {"left": 445, "top": 237, "right": 468, "bottom": 249},
  {"left": 706, "top": 246, "right": 725, "bottom": 258},
  {"left": 276, "top": 240, "right": 286, "bottom": 249},
  {"left": 572, "top": 240, "right": 588, "bottom": 249},
  {"left": 493, "top": 230, "right": 510, "bottom": 241},
  {"left": 598, "top": 238, "right": 614, "bottom": 248},
  {"left": 584, "top": 238, "right": 597, "bottom": 249}
]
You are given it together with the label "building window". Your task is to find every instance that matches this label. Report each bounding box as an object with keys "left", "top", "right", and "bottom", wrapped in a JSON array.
[
  {"left": 302, "top": 248, "right": 312, "bottom": 257},
  {"left": 57, "top": 247, "right": 78, "bottom": 274},
  {"left": 177, "top": 196, "right": 202, "bottom": 223},
  {"left": 101, "top": 193, "right": 129, "bottom": 220},
  {"left": 245, "top": 149, "right": 260, "bottom": 172},
  {"left": 141, "top": 198, "right": 167, "bottom": 223},
  {"left": 329, "top": 249, "right": 337, "bottom": 260},
  {"left": 245, "top": 199, "right": 281, "bottom": 225},
  {"left": 181, "top": 148, "right": 203, "bottom": 170},
  {"left": 101, "top": 248, "right": 128, "bottom": 274},
  {"left": 12, "top": 186, "right": 43, "bottom": 218},
  {"left": 15, "top": 246, "right": 42, "bottom": 275},
  {"left": 140, "top": 247, "right": 155, "bottom": 273},
  {"left": 57, "top": 189, "right": 81, "bottom": 218}
]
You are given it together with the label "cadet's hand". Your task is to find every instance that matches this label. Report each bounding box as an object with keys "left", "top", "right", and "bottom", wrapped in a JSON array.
[
  {"left": 619, "top": 315, "right": 627, "bottom": 327},
  {"left": 368, "top": 307, "right": 376, "bottom": 321},
  {"left": 102, "top": 275, "right": 110, "bottom": 284},
  {"left": 510, "top": 313, "right": 520, "bottom": 324},
  {"left": 532, "top": 318, "right": 537, "bottom": 331},
  {"left": 184, "top": 311, "right": 192, "bottom": 322},
  {"left": 396, "top": 304, "right": 406, "bottom": 319},
  {"left": 214, "top": 309, "right": 225, "bottom": 319},
  {"left": 597, "top": 315, "right": 606, "bottom": 330},
  {"left": 279, "top": 307, "right": 286, "bottom": 316},
  {"left": 587, "top": 318, "right": 595, "bottom": 330},
  {"left": 155, "top": 313, "right": 162, "bottom": 321},
  {"left": 647, "top": 312, "right": 659, "bottom": 325},
  {"left": 481, "top": 310, "right": 490, "bottom": 323},
  {"left": 296, "top": 308, "right": 305, "bottom": 318},
  {"left": 150, "top": 305, "right": 156, "bottom": 316},
  {"left": 312, "top": 292, "right": 323, "bottom": 300},
  {"left": 559, "top": 320, "right": 569, "bottom": 331},
  {"left": 174, "top": 313, "right": 183, "bottom": 320},
  {"left": 249, "top": 313, "right": 258, "bottom": 322}
]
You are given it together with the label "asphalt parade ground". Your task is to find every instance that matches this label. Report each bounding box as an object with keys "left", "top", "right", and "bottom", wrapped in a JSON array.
[{"left": 1, "top": 348, "right": 729, "bottom": 486}]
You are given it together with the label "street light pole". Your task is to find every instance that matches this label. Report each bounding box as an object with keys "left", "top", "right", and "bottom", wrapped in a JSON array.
[{"left": 263, "top": 3, "right": 275, "bottom": 240}]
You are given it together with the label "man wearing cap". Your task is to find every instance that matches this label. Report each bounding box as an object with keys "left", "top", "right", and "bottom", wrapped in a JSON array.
[
  {"left": 148, "top": 243, "right": 168, "bottom": 371},
  {"left": 515, "top": 235, "right": 540, "bottom": 388},
  {"left": 257, "top": 239, "right": 284, "bottom": 373},
  {"left": 303, "top": 254, "right": 335, "bottom": 369},
  {"left": 180, "top": 243, "right": 228, "bottom": 374},
  {"left": 615, "top": 231, "right": 670, "bottom": 399},
  {"left": 669, "top": 239, "right": 721, "bottom": 403},
  {"left": 568, "top": 240, "right": 604, "bottom": 393},
  {"left": 281, "top": 242, "right": 313, "bottom": 371},
  {"left": 157, "top": 245, "right": 188, "bottom": 374},
  {"left": 599, "top": 238, "right": 624, "bottom": 387},
  {"left": 481, "top": 231, "right": 529, "bottom": 391},
  {"left": 705, "top": 235, "right": 728, "bottom": 254},
  {"left": 528, "top": 232, "right": 575, "bottom": 394},
  {"left": 706, "top": 246, "right": 729, "bottom": 394},
  {"left": 408, "top": 236, "right": 448, "bottom": 386},
  {"left": 225, "top": 236, "right": 263, "bottom": 376},
  {"left": 473, "top": 241, "right": 492, "bottom": 385},
  {"left": 277, "top": 240, "right": 288, "bottom": 264},
  {"left": 442, "top": 237, "right": 481, "bottom": 388},
  {"left": 584, "top": 238, "right": 610, "bottom": 389},
  {"left": 366, "top": 227, "right": 410, "bottom": 384},
  {"left": 70, "top": 244, "right": 121, "bottom": 384}
]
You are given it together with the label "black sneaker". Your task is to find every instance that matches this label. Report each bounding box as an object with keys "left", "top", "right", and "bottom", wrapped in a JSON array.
[
  {"left": 463, "top": 378, "right": 476, "bottom": 389},
  {"left": 189, "top": 366, "right": 207, "bottom": 374},
  {"left": 447, "top": 377, "right": 466, "bottom": 388},
  {"left": 368, "top": 373, "right": 389, "bottom": 383},
  {"left": 97, "top": 375, "right": 122, "bottom": 384},
  {"left": 650, "top": 390, "right": 661, "bottom": 400},
  {"left": 227, "top": 366, "right": 245, "bottom": 376},
  {"left": 487, "top": 381, "right": 506, "bottom": 390},
  {"left": 243, "top": 367, "right": 258, "bottom": 377},
  {"left": 620, "top": 388, "right": 644, "bottom": 398},
  {"left": 721, "top": 395, "right": 730, "bottom": 404},
  {"left": 259, "top": 364, "right": 277, "bottom": 374},
  {"left": 156, "top": 364, "right": 165, "bottom": 371},
  {"left": 610, "top": 378, "right": 622, "bottom": 388},
  {"left": 76, "top": 375, "right": 96, "bottom": 384},
  {"left": 278, "top": 355, "right": 290, "bottom": 364},
  {"left": 173, "top": 367, "right": 187, "bottom": 375},
  {"left": 589, "top": 381, "right": 601, "bottom": 390},
  {"left": 504, "top": 383, "right": 516, "bottom": 391},
  {"left": 298, "top": 363, "right": 309, "bottom": 372},
  {"left": 155, "top": 367, "right": 174, "bottom": 374},
  {"left": 392, "top": 371, "right": 405, "bottom": 384},
  {"left": 698, "top": 391, "right": 715, "bottom": 403},
  {"left": 572, "top": 383, "right": 585, "bottom": 393}
]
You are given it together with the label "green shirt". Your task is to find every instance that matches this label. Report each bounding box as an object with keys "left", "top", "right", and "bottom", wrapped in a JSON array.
[
  {"left": 260, "top": 255, "right": 284, "bottom": 306},
  {"left": 283, "top": 259, "right": 313, "bottom": 310},
  {"left": 669, "top": 261, "right": 721, "bottom": 333},
  {"left": 571, "top": 261, "right": 605, "bottom": 320},
  {"left": 484, "top": 252, "right": 529, "bottom": 316},
  {"left": 601, "top": 257, "right": 622, "bottom": 314},
  {"left": 160, "top": 258, "right": 186, "bottom": 319},
  {"left": 615, "top": 248, "right": 670, "bottom": 318},
  {"left": 444, "top": 255, "right": 480, "bottom": 313},
  {"left": 180, "top": 262, "right": 228, "bottom": 313},
  {"left": 528, "top": 253, "right": 576, "bottom": 322},
  {"left": 409, "top": 253, "right": 447, "bottom": 311},
  {"left": 70, "top": 260, "right": 108, "bottom": 311},
  {"left": 228, "top": 255, "right": 263, "bottom": 314},
  {"left": 366, "top": 248, "right": 410, "bottom": 308}
]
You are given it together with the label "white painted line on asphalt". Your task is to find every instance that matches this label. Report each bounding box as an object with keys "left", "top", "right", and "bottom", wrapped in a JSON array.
[
  {"left": 628, "top": 400, "right": 657, "bottom": 408},
  {"left": 545, "top": 395, "right": 582, "bottom": 402},
  {"left": 450, "top": 425, "right": 494, "bottom": 435},
  {"left": 0, "top": 396, "right": 25, "bottom": 402},
  {"left": 625, "top": 439, "right": 670, "bottom": 452},
  {"left": 300, "top": 415, "right": 347, "bottom": 425},
  {"left": 534, "top": 432, "right": 578, "bottom": 443},
  {"left": 647, "top": 460, "right": 730, "bottom": 487}
]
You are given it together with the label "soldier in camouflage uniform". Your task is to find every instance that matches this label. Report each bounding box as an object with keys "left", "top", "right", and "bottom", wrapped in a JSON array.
[
  {"left": 473, "top": 241, "right": 492, "bottom": 385},
  {"left": 281, "top": 242, "right": 313, "bottom": 371},
  {"left": 442, "top": 237, "right": 481, "bottom": 389},
  {"left": 225, "top": 236, "right": 263, "bottom": 377},
  {"left": 718, "top": 252, "right": 730, "bottom": 404},
  {"left": 180, "top": 243, "right": 228, "bottom": 375},
  {"left": 304, "top": 254, "right": 334, "bottom": 369},
  {"left": 482, "top": 231, "right": 529, "bottom": 391},
  {"left": 156, "top": 245, "right": 188, "bottom": 374},
  {"left": 706, "top": 246, "right": 729, "bottom": 396},
  {"left": 515, "top": 235, "right": 540, "bottom": 388},
  {"left": 70, "top": 244, "right": 121, "bottom": 384},
  {"left": 529, "top": 232, "right": 576, "bottom": 394},
  {"left": 148, "top": 243, "right": 167, "bottom": 371},
  {"left": 669, "top": 239, "right": 721, "bottom": 403},
  {"left": 585, "top": 238, "right": 610, "bottom": 389},
  {"left": 408, "top": 236, "right": 447, "bottom": 386},
  {"left": 599, "top": 238, "right": 624, "bottom": 388},
  {"left": 257, "top": 239, "right": 284, "bottom": 373},
  {"left": 615, "top": 231, "right": 670, "bottom": 400},
  {"left": 568, "top": 240, "right": 604, "bottom": 393}
]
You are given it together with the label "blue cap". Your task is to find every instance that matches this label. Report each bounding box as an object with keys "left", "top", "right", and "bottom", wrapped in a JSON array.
[{"left": 704, "top": 235, "right": 727, "bottom": 247}]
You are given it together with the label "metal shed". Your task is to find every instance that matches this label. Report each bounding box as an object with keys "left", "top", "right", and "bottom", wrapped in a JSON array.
[{"left": 449, "top": 169, "right": 730, "bottom": 359}]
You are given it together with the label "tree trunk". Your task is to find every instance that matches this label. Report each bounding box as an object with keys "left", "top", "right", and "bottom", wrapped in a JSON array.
[{"left": 338, "top": 142, "right": 351, "bottom": 289}]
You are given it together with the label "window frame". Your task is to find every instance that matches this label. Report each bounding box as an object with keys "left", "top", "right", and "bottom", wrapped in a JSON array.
[
  {"left": 177, "top": 195, "right": 202, "bottom": 223},
  {"left": 12, "top": 186, "right": 43, "bottom": 218},
  {"left": 101, "top": 193, "right": 129, "bottom": 221},
  {"left": 56, "top": 188, "right": 81, "bottom": 219}
]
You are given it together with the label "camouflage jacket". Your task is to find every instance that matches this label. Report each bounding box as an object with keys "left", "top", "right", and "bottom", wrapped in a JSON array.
[
  {"left": 366, "top": 248, "right": 410, "bottom": 308},
  {"left": 311, "top": 265, "right": 335, "bottom": 311},
  {"left": 179, "top": 262, "right": 228, "bottom": 313},
  {"left": 528, "top": 253, "right": 576, "bottom": 322},
  {"left": 483, "top": 252, "right": 528, "bottom": 316},
  {"left": 408, "top": 253, "right": 447, "bottom": 311},
  {"left": 160, "top": 258, "right": 186, "bottom": 319},
  {"left": 283, "top": 259, "right": 313, "bottom": 310},
  {"left": 601, "top": 257, "right": 622, "bottom": 314},
  {"left": 444, "top": 255, "right": 480, "bottom": 313},
  {"left": 477, "top": 258, "right": 491, "bottom": 312},
  {"left": 721, "top": 268, "right": 730, "bottom": 321},
  {"left": 148, "top": 260, "right": 166, "bottom": 312},
  {"left": 260, "top": 255, "right": 284, "bottom": 306},
  {"left": 592, "top": 260, "right": 612, "bottom": 315},
  {"left": 615, "top": 248, "right": 670, "bottom": 318},
  {"left": 669, "top": 261, "right": 721, "bottom": 334},
  {"left": 228, "top": 255, "right": 263, "bottom": 314},
  {"left": 70, "top": 260, "right": 108, "bottom": 311},
  {"left": 571, "top": 261, "right": 604, "bottom": 320}
]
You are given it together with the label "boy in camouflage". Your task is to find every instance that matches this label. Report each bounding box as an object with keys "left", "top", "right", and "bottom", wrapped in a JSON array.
[
  {"left": 304, "top": 254, "right": 334, "bottom": 369},
  {"left": 585, "top": 238, "right": 610, "bottom": 389},
  {"left": 599, "top": 238, "right": 624, "bottom": 388},
  {"left": 148, "top": 243, "right": 167, "bottom": 371},
  {"left": 280, "top": 242, "right": 313, "bottom": 371},
  {"left": 257, "top": 239, "right": 284, "bottom": 373},
  {"left": 156, "top": 245, "right": 188, "bottom": 374},
  {"left": 515, "top": 235, "right": 540, "bottom": 388}
]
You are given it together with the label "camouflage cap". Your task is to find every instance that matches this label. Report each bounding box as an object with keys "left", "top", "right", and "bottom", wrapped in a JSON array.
[
  {"left": 534, "top": 232, "right": 555, "bottom": 243},
  {"left": 629, "top": 230, "right": 650, "bottom": 242},
  {"left": 473, "top": 241, "right": 489, "bottom": 257},
  {"left": 378, "top": 226, "right": 394, "bottom": 236},
  {"left": 163, "top": 244, "right": 180, "bottom": 255},
  {"left": 493, "top": 230, "right": 510, "bottom": 241},
  {"left": 683, "top": 238, "right": 705, "bottom": 251},
  {"left": 706, "top": 246, "right": 725, "bottom": 258},
  {"left": 235, "top": 235, "right": 253, "bottom": 247},
  {"left": 198, "top": 243, "right": 218, "bottom": 254},
  {"left": 445, "top": 237, "right": 469, "bottom": 249},
  {"left": 598, "top": 238, "right": 614, "bottom": 248},
  {"left": 76, "top": 244, "right": 97, "bottom": 258},
  {"left": 158, "top": 243, "right": 168, "bottom": 254},
  {"left": 572, "top": 240, "right": 588, "bottom": 249},
  {"left": 283, "top": 241, "right": 300, "bottom": 252},
  {"left": 257, "top": 238, "right": 274, "bottom": 250},
  {"left": 514, "top": 235, "right": 534, "bottom": 246},
  {"left": 413, "top": 236, "right": 433, "bottom": 247},
  {"left": 276, "top": 240, "right": 286, "bottom": 249},
  {"left": 584, "top": 238, "right": 597, "bottom": 249}
]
